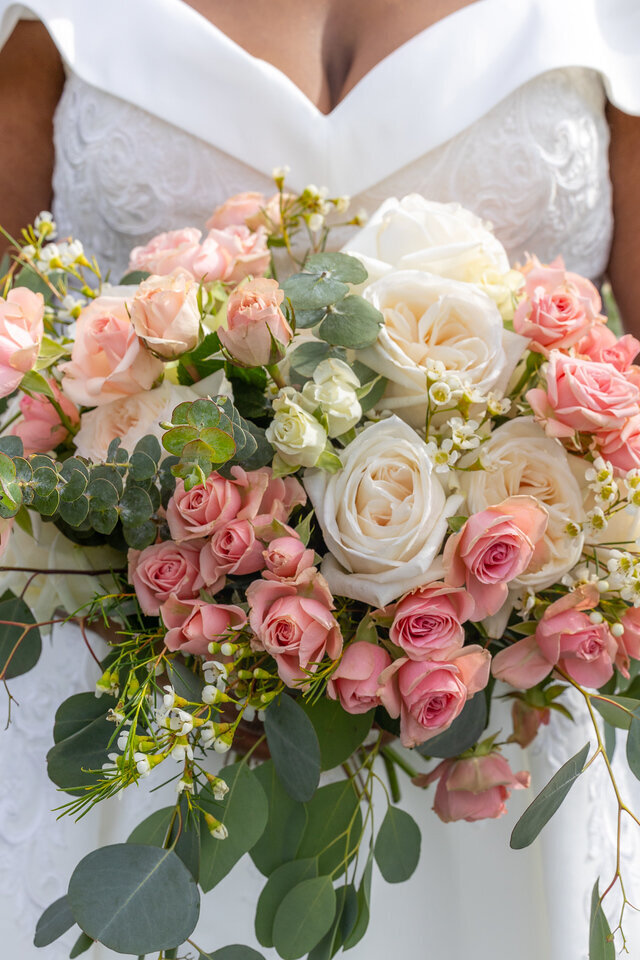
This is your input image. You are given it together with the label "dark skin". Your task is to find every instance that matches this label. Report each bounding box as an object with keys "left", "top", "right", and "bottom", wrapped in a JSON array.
[{"left": 1, "top": 3, "right": 639, "bottom": 330}]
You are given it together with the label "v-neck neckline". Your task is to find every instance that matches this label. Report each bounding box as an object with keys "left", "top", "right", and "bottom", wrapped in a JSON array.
[{"left": 173, "top": 0, "right": 488, "bottom": 118}]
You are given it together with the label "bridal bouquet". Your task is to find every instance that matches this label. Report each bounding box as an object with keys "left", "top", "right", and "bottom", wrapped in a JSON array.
[{"left": 2, "top": 179, "right": 639, "bottom": 959}]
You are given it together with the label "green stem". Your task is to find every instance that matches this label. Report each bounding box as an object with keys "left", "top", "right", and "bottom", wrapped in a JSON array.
[
  {"left": 381, "top": 749, "right": 401, "bottom": 803},
  {"left": 266, "top": 363, "right": 286, "bottom": 389},
  {"left": 381, "top": 744, "right": 419, "bottom": 779},
  {"left": 45, "top": 394, "right": 78, "bottom": 435}
]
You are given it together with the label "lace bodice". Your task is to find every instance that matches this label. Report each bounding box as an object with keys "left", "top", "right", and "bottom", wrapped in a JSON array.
[{"left": 52, "top": 67, "right": 612, "bottom": 282}]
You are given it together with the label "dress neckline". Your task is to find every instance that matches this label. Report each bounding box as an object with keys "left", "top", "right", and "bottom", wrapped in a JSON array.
[{"left": 173, "top": 0, "right": 486, "bottom": 118}]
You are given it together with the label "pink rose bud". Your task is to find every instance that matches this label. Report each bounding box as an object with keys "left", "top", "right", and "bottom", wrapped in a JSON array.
[
  {"left": 418, "top": 752, "right": 530, "bottom": 823},
  {"left": 0, "top": 288, "right": 44, "bottom": 397},
  {"left": 60, "top": 296, "right": 164, "bottom": 407},
  {"left": 377, "top": 647, "right": 490, "bottom": 748},
  {"left": 443, "top": 496, "right": 548, "bottom": 620},
  {"left": 247, "top": 571, "right": 342, "bottom": 688},
  {"left": 12, "top": 380, "right": 79, "bottom": 454},
  {"left": 491, "top": 633, "right": 554, "bottom": 689},
  {"left": 166, "top": 474, "right": 243, "bottom": 542},
  {"left": 527, "top": 352, "right": 640, "bottom": 440},
  {"left": 327, "top": 641, "right": 392, "bottom": 714},
  {"left": 199, "top": 518, "right": 266, "bottom": 585},
  {"left": 576, "top": 323, "right": 640, "bottom": 372},
  {"left": 514, "top": 255, "right": 603, "bottom": 355},
  {"left": 388, "top": 582, "right": 474, "bottom": 661},
  {"left": 129, "top": 269, "right": 201, "bottom": 359},
  {"left": 218, "top": 277, "right": 293, "bottom": 368},
  {"left": 162, "top": 594, "right": 247, "bottom": 656},
  {"left": 192, "top": 225, "right": 270, "bottom": 284},
  {"left": 263, "top": 536, "right": 315, "bottom": 580},
  {"left": 510, "top": 699, "right": 551, "bottom": 748},
  {"left": 206, "top": 192, "right": 266, "bottom": 230},
  {"left": 128, "top": 227, "right": 203, "bottom": 276},
  {"left": 128, "top": 540, "right": 205, "bottom": 615}
]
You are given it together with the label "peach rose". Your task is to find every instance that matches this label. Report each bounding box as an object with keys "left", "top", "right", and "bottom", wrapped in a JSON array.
[
  {"left": 230, "top": 465, "right": 306, "bottom": 525},
  {"left": 128, "top": 228, "right": 202, "bottom": 276},
  {"left": 263, "top": 536, "right": 315, "bottom": 580},
  {"left": 576, "top": 323, "right": 640, "bottom": 372},
  {"left": 128, "top": 540, "right": 204, "bottom": 615},
  {"left": 60, "top": 296, "right": 163, "bottom": 407},
  {"left": 206, "top": 192, "right": 266, "bottom": 230},
  {"left": 527, "top": 351, "right": 640, "bottom": 439},
  {"left": 12, "top": 380, "right": 79, "bottom": 454},
  {"left": 129, "top": 269, "right": 200, "bottom": 359},
  {"left": 166, "top": 474, "right": 243, "bottom": 541},
  {"left": 377, "top": 646, "right": 490, "bottom": 748},
  {"left": 418, "top": 752, "right": 530, "bottom": 822},
  {"left": 443, "top": 496, "right": 548, "bottom": 620},
  {"left": 247, "top": 570, "right": 342, "bottom": 687},
  {"left": 596, "top": 416, "right": 640, "bottom": 474},
  {"left": 0, "top": 288, "right": 44, "bottom": 397},
  {"left": 218, "top": 277, "right": 292, "bottom": 368},
  {"left": 513, "top": 255, "right": 603, "bottom": 355},
  {"left": 200, "top": 518, "right": 266, "bottom": 584},
  {"left": 161, "top": 595, "right": 247, "bottom": 656},
  {"left": 192, "top": 225, "right": 270, "bottom": 284},
  {"left": 327, "top": 641, "right": 392, "bottom": 714},
  {"left": 535, "top": 587, "right": 617, "bottom": 688},
  {"left": 387, "top": 583, "right": 474, "bottom": 661}
]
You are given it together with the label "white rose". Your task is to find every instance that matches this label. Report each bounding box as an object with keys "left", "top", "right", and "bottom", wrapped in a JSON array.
[
  {"left": 266, "top": 389, "right": 327, "bottom": 467},
  {"left": 304, "top": 416, "right": 462, "bottom": 606},
  {"left": 73, "top": 370, "right": 230, "bottom": 461},
  {"left": 357, "top": 271, "right": 527, "bottom": 428},
  {"left": 300, "top": 359, "right": 362, "bottom": 438},
  {"left": 343, "top": 195, "right": 510, "bottom": 286},
  {"left": 459, "top": 418, "right": 585, "bottom": 590}
]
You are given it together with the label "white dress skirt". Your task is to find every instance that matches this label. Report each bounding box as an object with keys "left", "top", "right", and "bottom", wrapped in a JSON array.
[{"left": 1, "top": 1, "right": 640, "bottom": 957}]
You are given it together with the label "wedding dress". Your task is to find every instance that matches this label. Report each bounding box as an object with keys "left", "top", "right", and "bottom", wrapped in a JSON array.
[{"left": 1, "top": 1, "right": 640, "bottom": 958}]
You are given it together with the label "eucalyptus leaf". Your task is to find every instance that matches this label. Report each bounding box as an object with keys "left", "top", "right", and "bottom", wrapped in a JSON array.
[
  {"left": 47, "top": 694, "right": 116, "bottom": 794},
  {"left": 589, "top": 882, "right": 615, "bottom": 960},
  {"left": 282, "top": 272, "right": 348, "bottom": 311},
  {"left": 318, "top": 296, "right": 382, "bottom": 349},
  {"left": 0, "top": 595, "right": 41, "bottom": 679},
  {"left": 200, "top": 948, "right": 265, "bottom": 960},
  {"left": 34, "top": 895, "right": 75, "bottom": 947},
  {"left": 626, "top": 714, "right": 640, "bottom": 781},
  {"left": 288, "top": 340, "right": 331, "bottom": 380},
  {"left": 250, "top": 760, "right": 308, "bottom": 876},
  {"left": 272, "top": 876, "right": 337, "bottom": 960},
  {"left": 301, "top": 697, "right": 373, "bottom": 771},
  {"left": 593, "top": 695, "right": 640, "bottom": 730},
  {"left": 120, "top": 269, "right": 150, "bottom": 284},
  {"left": 297, "top": 780, "right": 362, "bottom": 876},
  {"left": 343, "top": 855, "right": 373, "bottom": 949},
  {"left": 510, "top": 743, "right": 590, "bottom": 849},
  {"left": 305, "top": 252, "right": 368, "bottom": 284},
  {"left": 264, "top": 694, "right": 321, "bottom": 802},
  {"left": 255, "top": 858, "right": 318, "bottom": 948},
  {"left": 69, "top": 931, "right": 93, "bottom": 957},
  {"left": 417, "top": 692, "right": 487, "bottom": 759},
  {"left": 374, "top": 806, "right": 421, "bottom": 883}
]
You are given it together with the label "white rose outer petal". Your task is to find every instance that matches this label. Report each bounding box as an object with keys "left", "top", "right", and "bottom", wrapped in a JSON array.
[{"left": 304, "top": 416, "right": 462, "bottom": 607}]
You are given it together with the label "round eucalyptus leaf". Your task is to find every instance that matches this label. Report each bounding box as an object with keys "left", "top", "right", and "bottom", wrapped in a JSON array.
[
  {"left": 47, "top": 694, "right": 116, "bottom": 794},
  {"left": 0, "top": 436, "right": 23, "bottom": 457},
  {"left": 374, "top": 806, "right": 421, "bottom": 883},
  {"left": 288, "top": 341, "right": 331, "bottom": 379},
  {"left": 318, "top": 296, "right": 383, "bottom": 349},
  {"left": 67, "top": 843, "right": 200, "bottom": 954},
  {"left": 87, "top": 476, "right": 119, "bottom": 506},
  {"left": 88, "top": 502, "right": 119, "bottom": 535},
  {"left": 119, "top": 485, "right": 154, "bottom": 524},
  {"left": 200, "top": 947, "right": 265, "bottom": 960},
  {"left": 119, "top": 269, "right": 150, "bottom": 285},
  {"left": 123, "top": 519, "right": 157, "bottom": 550},
  {"left": 282, "top": 272, "right": 348, "bottom": 311},
  {"left": 293, "top": 307, "right": 326, "bottom": 329},
  {"left": 302, "top": 697, "right": 373, "bottom": 771},
  {"left": 58, "top": 495, "right": 90, "bottom": 527},
  {"left": 127, "top": 807, "right": 175, "bottom": 847},
  {"left": 133, "top": 434, "right": 162, "bottom": 462},
  {"left": 305, "top": 252, "right": 368, "bottom": 284},
  {"left": 272, "top": 876, "right": 337, "bottom": 960}
]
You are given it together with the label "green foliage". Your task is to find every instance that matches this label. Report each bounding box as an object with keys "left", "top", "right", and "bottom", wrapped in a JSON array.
[
  {"left": 271, "top": 876, "right": 337, "bottom": 960},
  {"left": 626, "top": 714, "right": 640, "bottom": 781},
  {"left": 343, "top": 855, "right": 373, "bottom": 949},
  {"left": 297, "top": 780, "right": 362, "bottom": 877},
  {"left": 417, "top": 692, "right": 487, "bottom": 759},
  {"left": 374, "top": 806, "right": 421, "bottom": 883},
  {"left": 263, "top": 694, "right": 321, "bottom": 802},
  {"left": 250, "top": 760, "right": 308, "bottom": 876},
  {"left": 67, "top": 843, "right": 200, "bottom": 955},
  {"left": 589, "top": 882, "right": 615, "bottom": 960},
  {"left": 128, "top": 807, "right": 175, "bottom": 847},
  {"left": 119, "top": 269, "right": 150, "bottom": 285},
  {"left": 593, "top": 695, "right": 640, "bottom": 730},
  {"left": 255, "top": 859, "right": 318, "bottom": 947},
  {"left": 301, "top": 697, "right": 374, "bottom": 771},
  {"left": 0, "top": 594, "right": 42, "bottom": 679},
  {"left": 510, "top": 743, "right": 590, "bottom": 849},
  {"left": 317, "top": 296, "right": 383, "bottom": 349},
  {"left": 200, "top": 948, "right": 265, "bottom": 960},
  {"left": 68, "top": 931, "right": 93, "bottom": 957},
  {"left": 47, "top": 692, "right": 117, "bottom": 795},
  {"left": 177, "top": 331, "right": 224, "bottom": 385},
  {"left": 308, "top": 882, "right": 358, "bottom": 960},
  {"left": 33, "top": 895, "right": 75, "bottom": 947}
]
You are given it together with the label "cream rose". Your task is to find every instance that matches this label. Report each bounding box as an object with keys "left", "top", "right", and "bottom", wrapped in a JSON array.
[
  {"left": 300, "top": 359, "right": 362, "bottom": 438},
  {"left": 129, "top": 269, "right": 201, "bottom": 359},
  {"left": 357, "top": 271, "right": 527, "bottom": 428},
  {"left": 343, "top": 195, "right": 510, "bottom": 286},
  {"left": 304, "top": 416, "right": 462, "bottom": 606},
  {"left": 459, "top": 418, "right": 585, "bottom": 590},
  {"left": 74, "top": 371, "right": 230, "bottom": 461},
  {"left": 266, "top": 389, "right": 327, "bottom": 468}
]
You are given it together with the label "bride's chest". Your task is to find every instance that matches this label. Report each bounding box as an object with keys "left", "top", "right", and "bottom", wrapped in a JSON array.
[{"left": 51, "top": 67, "right": 612, "bottom": 282}]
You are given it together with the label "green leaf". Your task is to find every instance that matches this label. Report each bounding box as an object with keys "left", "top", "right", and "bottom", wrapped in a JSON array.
[
  {"left": 123, "top": 519, "right": 156, "bottom": 550},
  {"left": 127, "top": 807, "right": 175, "bottom": 847},
  {"left": 305, "top": 252, "right": 368, "bottom": 285},
  {"left": 34, "top": 895, "right": 75, "bottom": 947},
  {"left": 302, "top": 697, "right": 374, "bottom": 771},
  {"left": 288, "top": 341, "right": 331, "bottom": 380},
  {"left": 264, "top": 694, "right": 321, "bottom": 802},
  {"left": 20, "top": 368, "right": 56, "bottom": 397},
  {"left": 0, "top": 595, "right": 42, "bottom": 679},
  {"left": 343, "top": 855, "right": 373, "bottom": 949},
  {"left": 87, "top": 474, "right": 120, "bottom": 503},
  {"left": 0, "top": 435, "right": 23, "bottom": 457},
  {"left": 447, "top": 515, "right": 468, "bottom": 534},
  {"left": 593, "top": 695, "right": 640, "bottom": 730},
  {"left": 417, "top": 692, "right": 487, "bottom": 759},
  {"left": 199, "top": 763, "right": 268, "bottom": 892},
  {"left": 250, "top": 760, "right": 308, "bottom": 876},
  {"left": 374, "top": 806, "right": 421, "bottom": 883},
  {"left": 69, "top": 931, "right": 93, "bottom": 957},
  {"left": 58, "top": 495, "right": 90, "bottom": 527},
  {"left": 255, "top": 859, "right": 318, "bottom": 948},
  {"left": 283, "top": 273, "right": 348, "bottom": 311},
  {"left": 272, "top": 876, "right": 337, "bottom": 960},
  {"left": 53, "top": 692, "right": 116, "bottom": 743},
  {"left": 510, "top": 742, "right": 590, "bottom": 849},
  {"left": 67, "top": 843, "right": 200, "bottom": 955},
  {"left": 307, "top": 882, "right": 356, "bottom": 960},
  {"left": 356, "top": 374, "right": 387, "bottom": 413},
  {"left": 318, "top": 296, "right": 383, "bottom": 349},
  {"left": 88, "top": 501, "right": 118, "bottom": 535},
  {"left": 47, "top": 694, "right": 116, "bottom": 794},
  {"left": 163, "top": 424, "right": 199, "bottom": 456},
  {"left": 119, "top": 269, "right": 150, "bottom": 285},
  {"left": 297, "top": 780, "right": 362, "bottom": 876},
  {"left": 589, "top": 882, "right": 615, "bottom": 960},
  {"left": 119, "top": 485, "right": 153, "bottom": 524},
  {"left": 200, "top": 948, "right": 265, "bottom": 960},
  {"left": 626, "top": 714, "right": 640, "bottom": 781},
  {"left": 128, "top": 802, "right": 199, "bottom": 880},
  {"left": 166, "top": 658, "right": 204, "bottom": 702},
  {"left": 293, "top": 307, "right": 326, "bottom": 329}
]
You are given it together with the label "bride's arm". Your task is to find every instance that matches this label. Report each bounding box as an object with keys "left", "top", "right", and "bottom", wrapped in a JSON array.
[
  {"left": 607, "top": 105, "right": 640, "bottom": 337},
  {"left": 0, "top": 21, "right": 64, "bottom": 243}
]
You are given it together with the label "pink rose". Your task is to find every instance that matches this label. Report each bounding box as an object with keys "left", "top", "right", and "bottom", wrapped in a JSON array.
[
  {"left": 206, "top": 192, "right": 266, "bottom": 230},
  {"left": 527, "top": 352, "right": 640, "bottom": 439},
  {"left": 60, "top": 296, "right": 163, "bottom": 407},
  {"left": 200, "top": 518, "right": 266, "bottom": 585},
  {"left": 576, "top": 323, "right": 640, "bottom": 372},
  {"left": 128, "top": 540, "right": 204, "bottom": 615},
  {"left": 218, "top": 278, "right": 293, "bottom": 368},
  {"left": 387, "top": 583, "right": 474, "bottom": 661},
  {"left": 166, "top": 474, "right": 243, "bottom": 541},
  {"left": 596, "top": 416, "right": 640, "bottom": 474},
  {"left": 377, "top": 647, "right": 490, "bottom": 748},
  {"left": 231, "top": 466, "right": 306, "bottom": 523},
  {"left": 616, "top": 607, "right": 640, "bottom": 677},
  {"left": 491, "top": 633, "right": 555, "bottom": 689},
  {"left": 510, "top": 699, "right": 551, "bottom": 748},
  {"left": 263, "top": 536, "right": 315, "bottom": 580},
  {"left": 247, "top": 571, "right": 343, "bottom": 687},
  {"left": 418, "top": 752, "right": 530, "bottom": 823},
  {"left": 535, "top": 585, "right": 616, "bottom": 687},
  {"left": 514, "top": 255, "right": 602, "bottom": 355},
  {"left": 128, "top": 228, "right": 203, "bottom": 276},
  {"left": 443, "top": 496, "right": 548, "bottom": 620},
  {"left": 0, "top": 287, "right": 44, "bottom": 397},
  {"left": 162, "top": 594, "right": 247, "bottom": 656},
  {"left": 327, "top": 641, "right": 392, "bottom": 714},
  {"left": 192, "top": 225, "right": 270, "bottom": 284},
  {"left": 12, "top": 380, "right": 79, "bottom": 454},
  {"left": 129, "top": 269, "right": 200, "bottom": 359}
]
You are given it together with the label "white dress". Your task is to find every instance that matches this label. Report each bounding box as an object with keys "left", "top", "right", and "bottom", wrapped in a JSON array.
[{"left": 1, "top": 1, "right": 640, "bottom": 958}]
